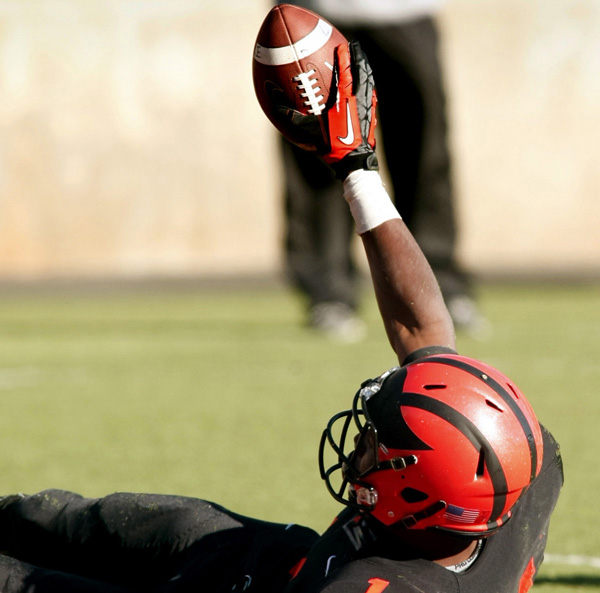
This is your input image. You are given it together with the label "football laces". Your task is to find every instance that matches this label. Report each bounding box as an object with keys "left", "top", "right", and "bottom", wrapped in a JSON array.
[{"left": 294, "top": 70, "right": 325, "bottom": 115}]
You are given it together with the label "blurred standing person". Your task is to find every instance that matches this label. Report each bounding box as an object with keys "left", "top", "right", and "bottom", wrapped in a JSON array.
[{"left": 278, "top": 0, "right": 486, "bottom": 341}]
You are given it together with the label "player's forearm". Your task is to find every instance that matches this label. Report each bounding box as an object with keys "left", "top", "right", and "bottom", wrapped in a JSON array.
[
  {"left": 341, "top": 170, "right": 455, "bottom": 360},
  {"left": 360, "top": 220, "right": 456, "bottom": 362}
]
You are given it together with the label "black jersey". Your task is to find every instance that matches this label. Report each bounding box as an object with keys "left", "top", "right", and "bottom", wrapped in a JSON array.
[{"left": 0, "top": 427, "right": 561, "bottom": 593}]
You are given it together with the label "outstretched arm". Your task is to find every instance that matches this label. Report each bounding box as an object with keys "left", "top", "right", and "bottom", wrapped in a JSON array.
[
  {"left": 277, "top": 41, "right": 455, "bottom": 361},
  {"left": 336, "top": 43, "right": 456, "bottom": 361}
]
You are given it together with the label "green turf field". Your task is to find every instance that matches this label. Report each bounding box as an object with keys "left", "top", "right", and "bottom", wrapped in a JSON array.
[{"left": 0, "top": 281, "right": 598, "bottom": 590}]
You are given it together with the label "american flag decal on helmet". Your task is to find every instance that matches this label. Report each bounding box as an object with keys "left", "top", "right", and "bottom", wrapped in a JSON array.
[{"left": 444, "top": 504, "right": 480, "bottom": 524}]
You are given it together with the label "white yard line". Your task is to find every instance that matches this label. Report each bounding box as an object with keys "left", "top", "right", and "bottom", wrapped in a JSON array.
[
  {"left": 0, "top": 367, "right": 42, "bottom": 390},
  {"left": 545, "top": 554, "right": 600, "bottom": 569}
]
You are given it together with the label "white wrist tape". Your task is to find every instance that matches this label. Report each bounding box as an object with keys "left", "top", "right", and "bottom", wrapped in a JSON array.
[{"left": 342, "top": 170, "right": 401, "bottom": 234}]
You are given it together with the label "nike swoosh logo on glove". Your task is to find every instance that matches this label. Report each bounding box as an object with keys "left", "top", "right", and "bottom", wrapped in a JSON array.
[{"left": 337, "top": 102, "right": 355, "bottom": 145}]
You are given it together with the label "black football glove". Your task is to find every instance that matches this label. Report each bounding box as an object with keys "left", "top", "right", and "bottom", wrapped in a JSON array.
[{"left": 323, "top": 40, "right": 379, "bottom": 178}]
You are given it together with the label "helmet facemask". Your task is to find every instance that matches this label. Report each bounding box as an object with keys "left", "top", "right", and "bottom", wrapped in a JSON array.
[{"left": 319, "top": 367, "right": 417, "bottom": 513}]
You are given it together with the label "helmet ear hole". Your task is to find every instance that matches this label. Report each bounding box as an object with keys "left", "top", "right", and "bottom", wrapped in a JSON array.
[
  {"left": 476, "top": 449, "right": 486, "bottom": 478},
  {"left": 401, "top": 487, "right": 429, "bottom": 503}
]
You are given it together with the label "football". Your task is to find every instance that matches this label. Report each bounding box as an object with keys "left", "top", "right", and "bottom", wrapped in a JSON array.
[{"left": 252, "top": 3, "right": 347, "bottom": 150}]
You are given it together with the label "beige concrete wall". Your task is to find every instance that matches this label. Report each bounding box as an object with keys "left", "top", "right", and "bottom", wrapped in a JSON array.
[
  {"left": 0, "top": 0, "right": 598, "bottom": 280},
  {"left": 442, "top": 0, "right": 600, "bottom": 276},
  {"left": 0, "top": 0, "right": 281, "bottom": 280}
]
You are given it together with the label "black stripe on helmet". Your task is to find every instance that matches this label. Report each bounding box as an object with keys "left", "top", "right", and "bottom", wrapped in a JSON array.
[
  {"left": 418, "top": 356, "right": 538, "bottom": 481},
  {"left": 402, "top": 392, "right": 508, "bottom": 525}
]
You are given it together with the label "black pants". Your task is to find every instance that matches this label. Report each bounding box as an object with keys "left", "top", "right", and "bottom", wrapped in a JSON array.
[
  {"left": 282, "top": 17, "right": 472, "bottom": 310},
  {"left": 0, "top": 490, "right": 317, "bottom": 593}
]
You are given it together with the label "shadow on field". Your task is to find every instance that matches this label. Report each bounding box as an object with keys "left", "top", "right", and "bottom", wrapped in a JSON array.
[{"left": 535, "top": 574, "right": 600, "bottom": 587}]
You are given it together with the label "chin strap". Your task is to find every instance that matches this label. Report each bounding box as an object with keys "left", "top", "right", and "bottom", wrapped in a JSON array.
[
  {"left": 398, "top": 500, "right": 447, "bottom": 528},
  {"left": 377, "top": 455, "right": 417, "bottom": 472}
]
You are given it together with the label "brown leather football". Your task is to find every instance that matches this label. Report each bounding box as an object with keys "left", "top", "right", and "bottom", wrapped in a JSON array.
[{"left": 252, "top": 4, "right": 347, "bottom": 149}]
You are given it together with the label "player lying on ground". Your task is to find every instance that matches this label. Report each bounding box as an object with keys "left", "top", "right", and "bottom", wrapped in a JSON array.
[{"left": 0, "top": 42, "right": 562, "bottom": 593}]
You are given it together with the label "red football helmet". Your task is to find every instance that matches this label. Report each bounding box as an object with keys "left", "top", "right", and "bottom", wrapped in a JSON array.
[{"left": 319, "top": 354, "right": 544, "bottom": 536}]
